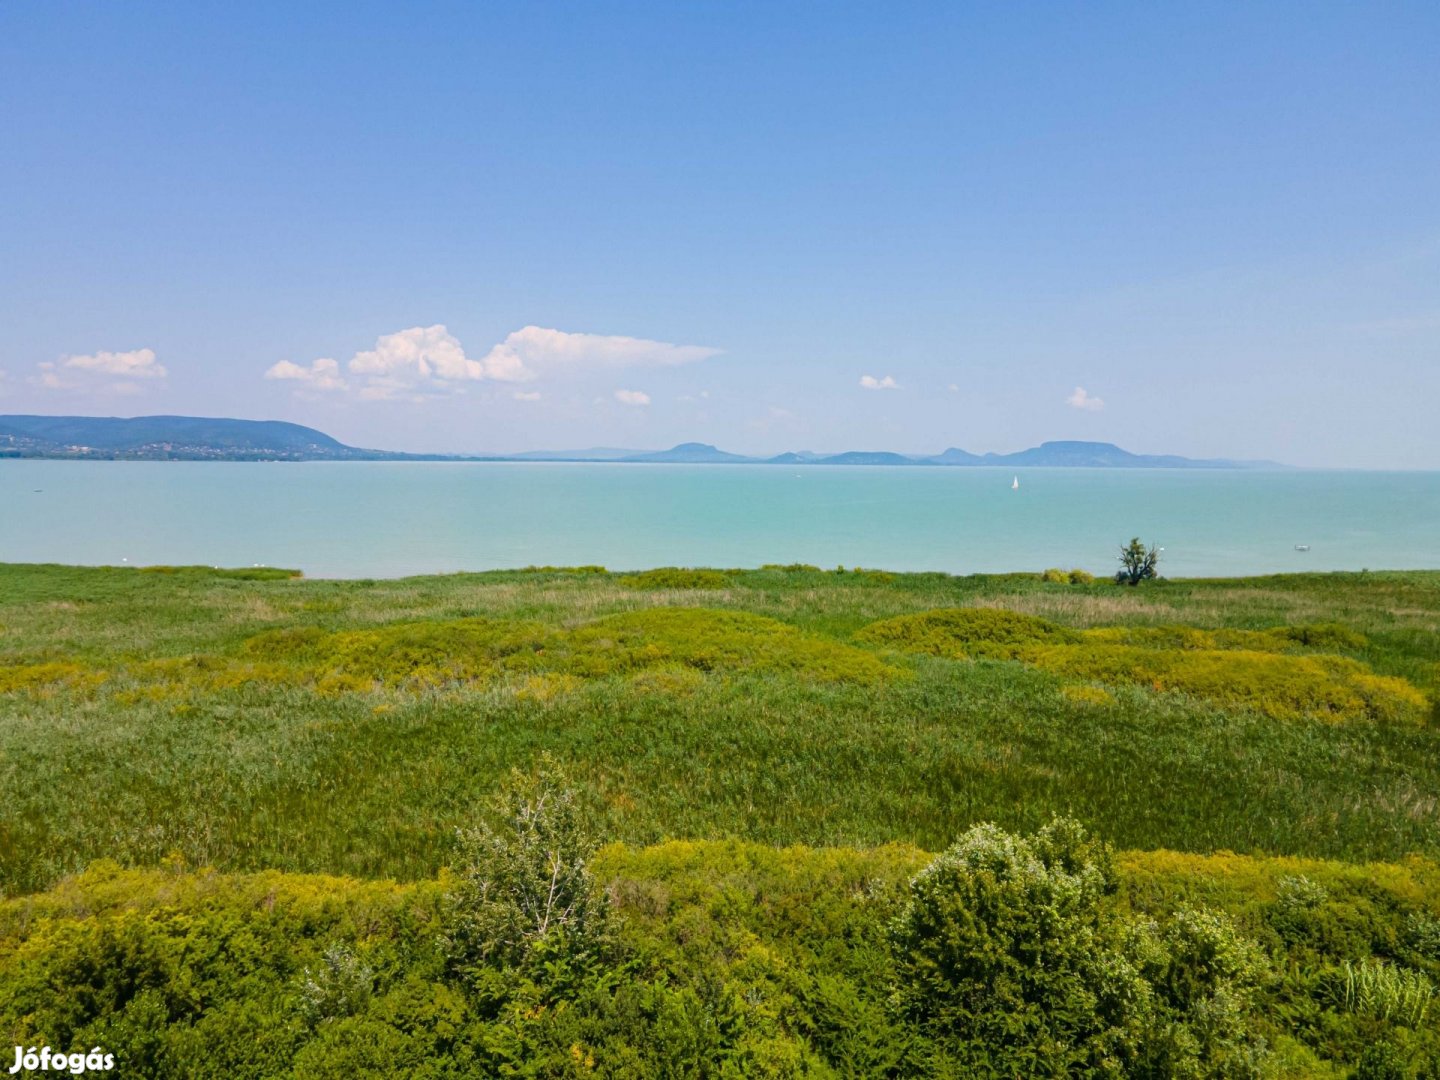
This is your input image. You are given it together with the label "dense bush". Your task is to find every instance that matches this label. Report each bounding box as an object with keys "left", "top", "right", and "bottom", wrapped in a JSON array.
[
  {"left": 890, "top": 818, "right": 1272, "bottom": 1077},
  {"left": 0, "top": 839, "right": 1437, "bottom": 1075},
  {"left": 1042, "top": 567, "right": 1096, "bottom": 584}
]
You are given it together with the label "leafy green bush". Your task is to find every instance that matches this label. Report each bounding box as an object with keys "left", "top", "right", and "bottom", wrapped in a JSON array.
[
  {"left": 442, "top": 760, "right": 610, "bottom": 983},
  {"left": 299, "top": 943, "right": 374, "bottom": 1025},
  {"left": 1069, "top": 568, "right": 1096, "bottom": 585},
  {"left": 888, "top": 818, "right": 1136, "bottom": 1072},
  {"left": 889, "top": 818, "right": 1273, "bottom": 1076},
  {"left": 1041, "top": 567, "right": 1071, "bottom": 583}
]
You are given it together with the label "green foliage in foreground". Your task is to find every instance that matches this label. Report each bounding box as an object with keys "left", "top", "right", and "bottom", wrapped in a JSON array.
[{"left": 1, "top": 819, "right": 1437, "bottom": 1077}]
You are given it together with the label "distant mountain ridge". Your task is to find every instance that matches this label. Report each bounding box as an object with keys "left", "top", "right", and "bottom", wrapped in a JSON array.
[
  {"left": 0, "top": 414, "right": 427, "bottom": 461},
  {"left": 0, "top": 416, "right": 1284, "bottom": 467},
  {"left": 615, "top": 440, "right": 1280, "bottom": 469}
]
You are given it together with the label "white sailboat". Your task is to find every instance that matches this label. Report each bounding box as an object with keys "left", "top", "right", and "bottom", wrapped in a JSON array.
[{"left": 1011, "top": 475, "right": 1019, "bottom": 490}]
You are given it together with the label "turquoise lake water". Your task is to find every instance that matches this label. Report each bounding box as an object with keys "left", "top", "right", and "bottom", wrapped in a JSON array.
[{"left": 1, "top": 461, "right": 1437, "bottom": 579}]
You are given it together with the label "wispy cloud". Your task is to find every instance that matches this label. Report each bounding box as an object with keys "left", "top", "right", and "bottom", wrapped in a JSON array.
[
  {"left": 859, "top": 374, "right": 900, "bottom": 390},
  {"left": 481, "top": 326, "right": 720, "bottom": 381},
  {"left": 513, "top": 390, "right": 542, "bottom": 401},
  {"left": 268, "top": 324, "right": 720, "bottom": 401},
  {"left": 614, "top": 389, "right": 651, "bottom": 406},
  {"left": 33, "top": 348, "right": 167, "bottom": 393},
  {"left": 1066, "top": 386, "right": 1105, "bottom": 411}
]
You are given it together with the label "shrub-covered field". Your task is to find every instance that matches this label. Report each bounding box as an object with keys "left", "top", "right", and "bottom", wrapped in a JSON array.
[{"left": 1, "top": 562, "right": 1439, "bottom": 1075}]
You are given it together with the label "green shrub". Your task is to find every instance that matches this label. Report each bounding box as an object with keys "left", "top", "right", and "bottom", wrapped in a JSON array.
[
  {"left": 888, "top": 818, "right": 1137, "bottom": 1072},
  {"left": 1068, "top": 569, "right": 1096, "bottom": 585},
  {"left": 619, "top": 568, "right": 733, "bottom": 590},
  {"left": 889, "top": 818, "right": 1272, "bottom": 1076},
  {"left": 1402, "top": 911, "right": 1440, "bottom": 962},
  {"left": 299, "top": 943, "right": 374, "bottom": 1025},
  {"left": 442, "top": 759, "right": 610, "bottom": 981},
  {"left": 1041, "top": 567, "right": 1071, "bottom": 583},
  {"left": 1352, "top": 1042, "right": 1408, "bottom": 1080}
]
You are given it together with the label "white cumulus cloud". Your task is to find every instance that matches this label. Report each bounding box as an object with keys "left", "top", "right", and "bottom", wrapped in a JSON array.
[
  {"left": 264, "top": 358, "right": 347, "bottom": 391},
  {"left": 268, "top": 325, "right": 720, "bottom": 401},
  {"left": 1066, "top": 386, "right": 1105, "bottom": 411},
  {"left": 614, "top": 389, "right": 651, "bottom": 406},
  {"left": 33, "top": 348, "right": 167, "bottom": 392},
  {"left": 480, "top": 326, "right": 720, "bottom": 382},
  {"left": 62, "top": 348, "right": 166, "bottom": 379},
  {"left": 859, "top": 374, "right": 900, "bottom": 390}
]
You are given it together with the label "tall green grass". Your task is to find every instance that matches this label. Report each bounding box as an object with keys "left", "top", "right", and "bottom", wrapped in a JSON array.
[{"left": 1, "top": 563, "right": 1437, "bottom": 896}]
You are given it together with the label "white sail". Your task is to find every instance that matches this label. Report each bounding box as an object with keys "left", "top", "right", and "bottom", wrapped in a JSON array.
[{"left": 1011, "top": 476, "right": 1019, "bottom": 490}]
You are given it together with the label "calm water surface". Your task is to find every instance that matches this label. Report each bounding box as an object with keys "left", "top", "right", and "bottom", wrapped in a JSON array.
[{"left": 1, "top": 461, "right": 1437, "bottom": 578}]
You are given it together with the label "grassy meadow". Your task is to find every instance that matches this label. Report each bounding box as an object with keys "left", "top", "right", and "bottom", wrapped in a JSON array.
[{"left": 1, "top": 561, "right": 1439, "bottom": 1075}]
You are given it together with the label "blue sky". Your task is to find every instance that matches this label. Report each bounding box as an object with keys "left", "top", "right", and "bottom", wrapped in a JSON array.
[{"left": 2, "top": 2, "right": 1437, "bottom": 465}]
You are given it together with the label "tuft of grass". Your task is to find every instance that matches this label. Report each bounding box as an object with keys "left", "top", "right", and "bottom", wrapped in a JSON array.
[{"left": 1333, "top": 959, "right": 1434, "bottom": 1027}]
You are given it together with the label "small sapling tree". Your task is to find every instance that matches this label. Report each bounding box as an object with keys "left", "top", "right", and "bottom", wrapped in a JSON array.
[
  {"left": 1116, "top": 537, "right": 1160, "bottom": 585},
  {"left": 442, "top": 757, "right": 610, "bottom": 989}
]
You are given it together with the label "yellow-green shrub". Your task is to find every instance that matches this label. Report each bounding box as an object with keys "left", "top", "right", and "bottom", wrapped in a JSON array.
[
  {"left": 1061, "top": 684, "right": 1115, "bottom": 708},
  {"left": 567, "top": 609, "right": 896, "bottom": 683},
  {"left": 239, "top": 609, "right": 897, "bottom": 691},
  {"left": 856, "top": 608, "right": 1082, "bottom": 658},
  {"left": 619, "top": 568, "right": 733, "bottom": 590},
  {"left": 1020, "top": 644, "right": 1427, "bottom": 724},
  {"left": 0, "top": 661, "right": 107, "bottom": 695},
  {"left": 858, "top": 608, "right": 1423, "bottom": 724},
  {"left": 1084, "top": 623, "right": 1368, "bottom": 655}
]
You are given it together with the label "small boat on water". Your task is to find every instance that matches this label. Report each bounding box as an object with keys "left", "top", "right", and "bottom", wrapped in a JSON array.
[
  {"left": 1294, "top": 544, "right": 1311, "bottom": 552},
  {"left": 1011, "top": 476, "right": 1019, "bottom": 490}
]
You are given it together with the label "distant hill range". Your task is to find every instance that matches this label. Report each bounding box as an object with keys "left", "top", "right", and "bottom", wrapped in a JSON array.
[
  {"left": 0, "top": 414, "right": 419, "bottom": 461},
  {"left": 0, "top": 415, "right": 1282, "bottom": 467}
]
